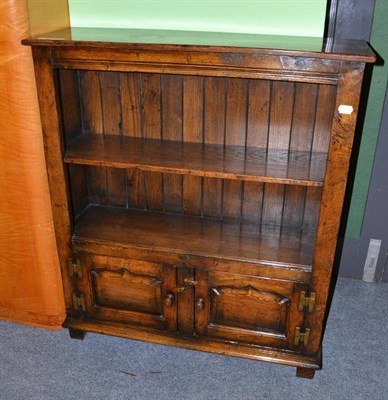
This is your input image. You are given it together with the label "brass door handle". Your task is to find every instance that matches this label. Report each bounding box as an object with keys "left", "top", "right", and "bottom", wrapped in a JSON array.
[
  {"left": 195, "top": 297, "right": 204, "bottom": 311},
  {"left": 165, "top": 293, "right": 174, "bottom": 306},
  {"left": 172, "top": 286, "right": 186, "bottom": 293},
  {"left": 172, "top": 278, "right": 199, "bottom": 293},
  {"left": 184, "top": 278, "right": 198, "bottom": 286}
]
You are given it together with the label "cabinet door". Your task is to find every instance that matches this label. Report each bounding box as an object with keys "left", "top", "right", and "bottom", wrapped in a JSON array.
[
  {"left": 78, "top": 254, "right": 177, "bottom": 332},
  {"left": 195, "top": 270, "right": 305, "bottom": 349}
]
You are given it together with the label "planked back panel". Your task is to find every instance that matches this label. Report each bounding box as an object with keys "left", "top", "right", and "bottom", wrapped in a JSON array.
[{"left": 59, "top": 70, "right": 337, "bottom": 230}]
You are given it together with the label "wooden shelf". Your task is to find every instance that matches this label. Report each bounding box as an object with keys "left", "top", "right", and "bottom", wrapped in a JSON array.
[
  {"left": 73, "top": 205, "right": 315, "bottom": 269},
  {"left": 65, "top": 134, "right": 327, "bottom": 187}
]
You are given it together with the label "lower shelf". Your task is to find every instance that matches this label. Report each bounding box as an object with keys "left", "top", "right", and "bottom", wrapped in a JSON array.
[{"left": 73, "top": 205, "right": 315, "bottom": 269}]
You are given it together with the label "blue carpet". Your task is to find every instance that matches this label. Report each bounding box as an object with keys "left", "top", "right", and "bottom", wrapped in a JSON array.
[{"left": 0, "top": 278, "right": 387, "bottom": 400}]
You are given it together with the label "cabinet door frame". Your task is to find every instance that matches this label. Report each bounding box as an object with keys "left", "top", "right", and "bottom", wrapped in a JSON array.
[
  {"left": 194, "top": 269, "right": 307, "bottom": 350},
  {"left": 77, "top": 254, "right": 178, "bottom": 332}
]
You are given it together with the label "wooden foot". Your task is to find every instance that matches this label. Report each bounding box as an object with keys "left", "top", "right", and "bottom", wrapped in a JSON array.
[
  {"left": 296, "top": 367, "right": 315, "bottom": 379},
  {"left": 69, "top": 328, "right": 86, "bottom": 340}
]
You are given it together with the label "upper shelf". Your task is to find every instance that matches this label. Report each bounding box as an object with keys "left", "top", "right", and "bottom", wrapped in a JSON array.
[
  {"left": 22, "top": 27, "right": 376, "bottom": 63},
  {"left": 65, "top": 134, "right": 327, "bottom": 187}
]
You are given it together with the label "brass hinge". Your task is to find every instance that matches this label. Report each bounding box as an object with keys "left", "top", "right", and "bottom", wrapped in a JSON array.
[
  {"left": 72, "top": 293, "right": 86, "bottom": 311},
  {"left": 68, "top": 258, "right": 82, "bottom": 279},
  {"left": 298, "top": 291, "right": 316, "bottom": 312},
  {"left": 294, "top": 327, "right": 311, "bottom": 346}
]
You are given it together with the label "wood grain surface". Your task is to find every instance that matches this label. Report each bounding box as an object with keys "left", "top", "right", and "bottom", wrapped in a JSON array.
[
  {"left": 0, "top": 0, "right": 65, "bottom": 328},
  {"left": 74, "top": 205, "right": 315, "bottom": 269},
  {"left": 65, "top": 135, "right": 327, "bottom": 187}
]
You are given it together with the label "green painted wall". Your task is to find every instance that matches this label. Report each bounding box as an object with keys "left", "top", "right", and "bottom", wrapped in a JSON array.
[
  {"left": 68, "top": 0, "right": 327, "bottom": 37},
  {"left": 346, "top": 0, "right": 388, "bottom": 239}
]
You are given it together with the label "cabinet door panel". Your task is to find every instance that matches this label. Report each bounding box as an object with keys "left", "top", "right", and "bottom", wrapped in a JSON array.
[
  {"left": 210, "top": 285, "right": 288, "bottom": 333},
  {"left": 195, "top": 270, "right": 305, "bottom": 349},
  {"left": 79, "top": 254, "right": 177, "bottom": 332},
  {"left": 91, "top": 268, "right": 163, "bottom": 314}
]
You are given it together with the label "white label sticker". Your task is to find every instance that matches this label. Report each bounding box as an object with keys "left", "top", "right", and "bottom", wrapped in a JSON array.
[{"left": 338, "top": 105, "right": 354, "bottom": 115}]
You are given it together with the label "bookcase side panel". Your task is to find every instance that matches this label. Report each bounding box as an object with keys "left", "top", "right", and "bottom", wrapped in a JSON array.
[{"left": 31, "top": 47, "right": 74, "bottom": 312}]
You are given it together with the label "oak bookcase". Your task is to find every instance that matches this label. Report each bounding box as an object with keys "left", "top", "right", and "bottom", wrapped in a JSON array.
[{"left": 23, "top": 28, "right": 375, "bottom": 378}]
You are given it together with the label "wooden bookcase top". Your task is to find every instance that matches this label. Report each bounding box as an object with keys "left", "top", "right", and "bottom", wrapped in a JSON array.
[{"left": 22, "top": 27, "right": 376, "bottom": 63}]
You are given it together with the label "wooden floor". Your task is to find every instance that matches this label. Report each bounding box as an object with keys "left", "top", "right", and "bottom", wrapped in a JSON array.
[{"left": 74, "top": 205, "right": 315, "bottom": 268}]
